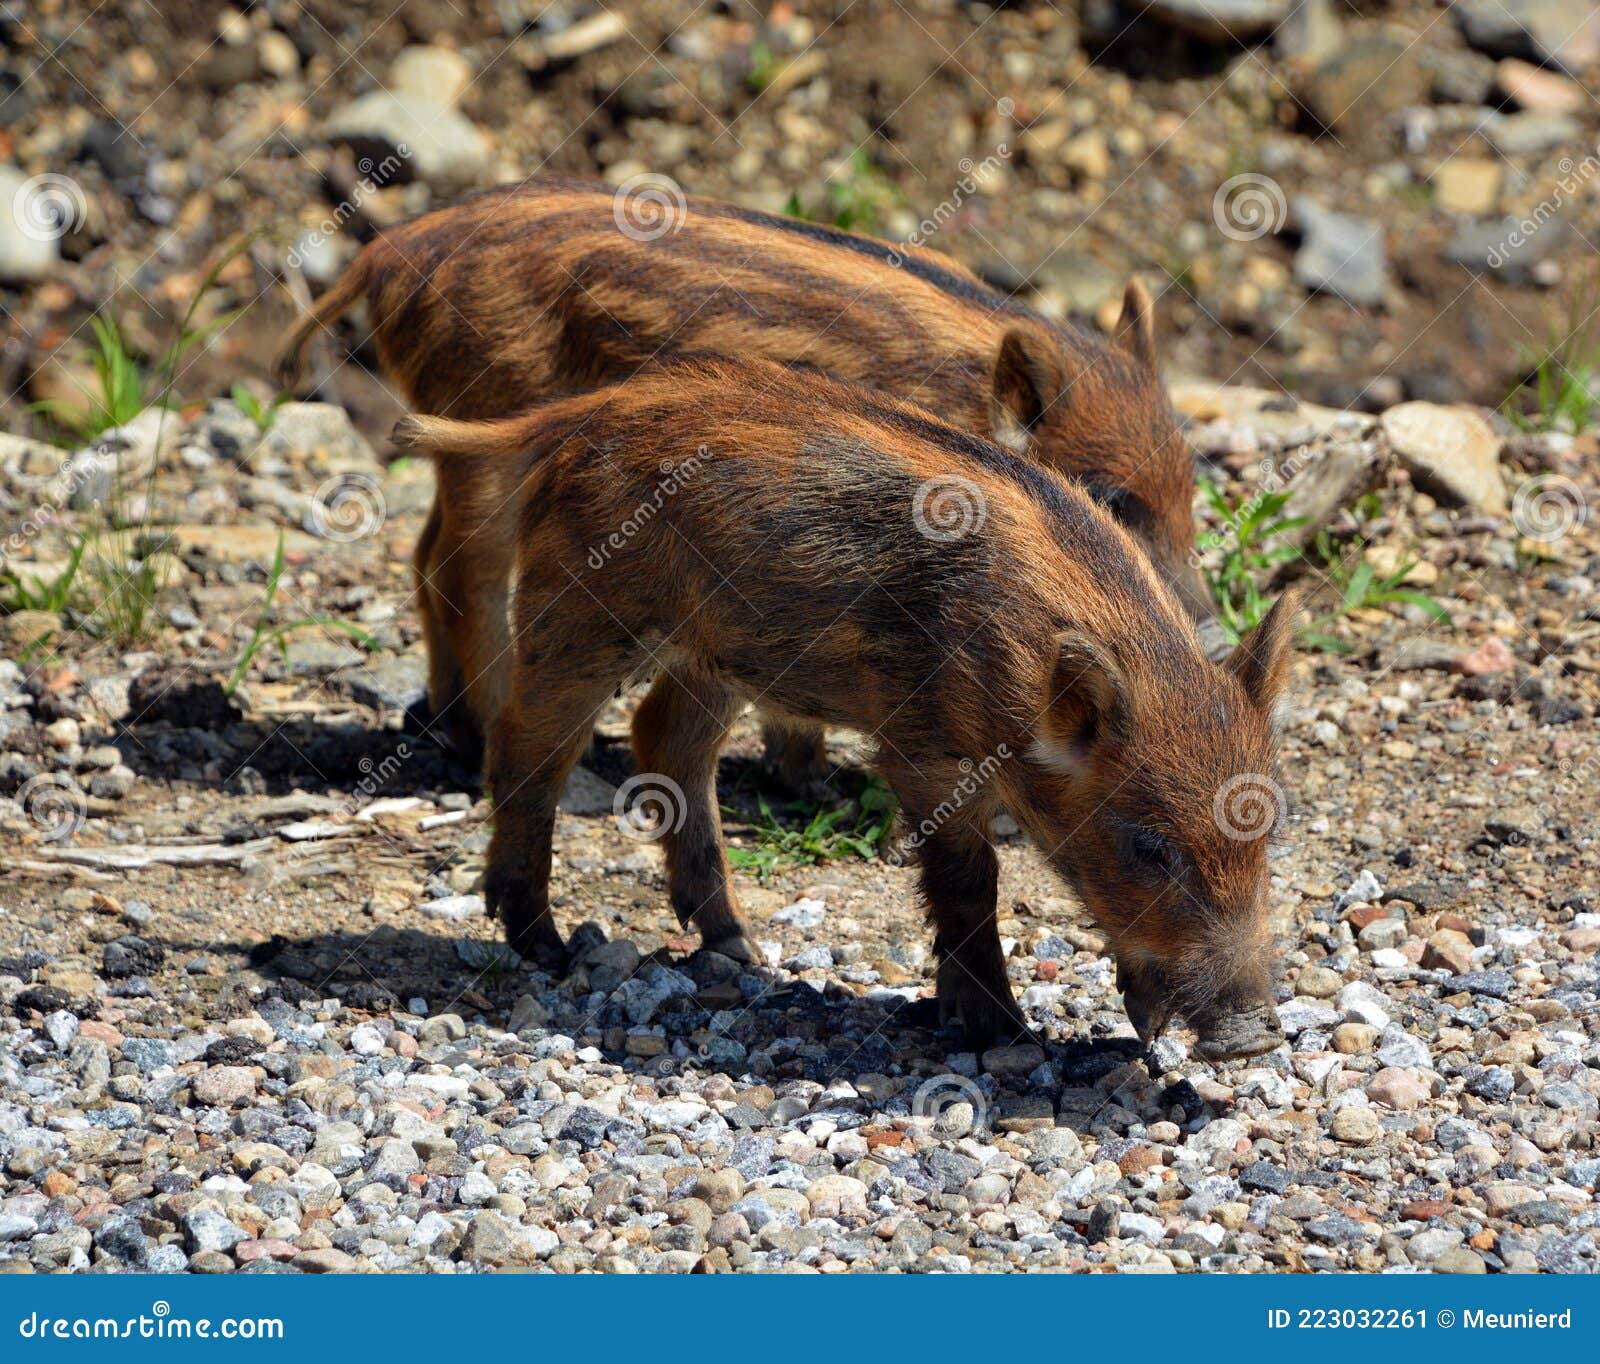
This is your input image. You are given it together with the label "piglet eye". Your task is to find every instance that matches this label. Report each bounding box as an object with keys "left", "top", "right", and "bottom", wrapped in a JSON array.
[{"left": 1124, "top": 827, "right": 1180, "bottom": 880}]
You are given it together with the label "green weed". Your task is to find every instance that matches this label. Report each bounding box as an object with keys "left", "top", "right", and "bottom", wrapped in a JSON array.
[
  {"left": 232, "top": 382, "right": 287, "bottom": 433},
  {"left": 1199, "top": 482, "right": 1449, "bottom": 653},
  {"left": 1198, "top": 479, "right": 1306, "bottom": 645},
  {"left": 725, "top": 777, "right": 898, "bottom": 882},
  {"left": 226, "top": 531, "right": 374, "bottom": 695},
  {"left": 0, "top": 528, "right": 88, "bottom": 614}
]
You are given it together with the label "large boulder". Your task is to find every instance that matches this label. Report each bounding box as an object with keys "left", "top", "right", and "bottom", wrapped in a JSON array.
[
  {"left": 1131, "top": 1, "right": 1289, "bottom": 42},
  {"left": 323, "top": 92, "right": 490, "bottom": 195},
  {"left": 1381, "top": 402, "right": 1507, "bottom": 513},
  {"left": 1456, "top": 0, "right": 1600, "bottom": 77},
  {"left": 0, "top": 166, "right": 63, "bottom": 283},
  {"left": 1292, "top": 199, "right": 1390, "bottom": 307}
]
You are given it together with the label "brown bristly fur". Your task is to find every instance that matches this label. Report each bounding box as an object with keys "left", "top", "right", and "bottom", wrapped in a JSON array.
[
  {"left": 280, "top": 176, "right": 1213, "bottom": 773},
  {"left": 396, "top": 358, "right": 1297, "bottom": 1056}
]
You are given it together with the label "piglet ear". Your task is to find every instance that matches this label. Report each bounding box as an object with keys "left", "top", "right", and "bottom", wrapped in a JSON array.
[
  {"left": 1116, "top": 277, "right": 1159, "bottom": 370},
  {"left": 1228, "top": 587, "right": 1301, "bottom": 714},
  {"left": 990, "top": 326, "right": 1066, "bottom": 454},
  {"left": 1032, "top": 633, "right": 1132, "bottom": 774}
]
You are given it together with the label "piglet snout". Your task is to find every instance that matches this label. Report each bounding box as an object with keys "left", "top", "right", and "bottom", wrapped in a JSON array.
[{"left": 1193, "top": 1002, "right": 1283, "bottom": 1061}]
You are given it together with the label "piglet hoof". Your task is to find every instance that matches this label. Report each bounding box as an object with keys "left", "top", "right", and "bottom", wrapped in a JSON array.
[
  {"left": 406, "top": 691, "right": 486, "bottom": 772},
  {"left": 402, "top": 694, "right": 435, "bottom": 736},
  {"left": 937, "top": 968, "right": 1035, "bottom": 1053},
  {"left": 701, "top": 929, "right": 757, "bottom": 965},
  {"left": 485, "top": 872, "right": 566, "bottom": 969}
]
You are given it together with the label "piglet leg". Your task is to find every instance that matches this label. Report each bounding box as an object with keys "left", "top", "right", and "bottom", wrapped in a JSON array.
[
  {"left": 632, "top": 670, "right": 755, "bottom": 963},
  {"left": 912, "top": 815, "right": 1032, "bottom": 1051}
]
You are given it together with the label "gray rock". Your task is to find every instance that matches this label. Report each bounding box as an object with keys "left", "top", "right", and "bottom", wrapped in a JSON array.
[
  {"left": 1423, "top": 47, "right": 1496, "bottom": 105},
  {"left": 1483, "top": 111, "right": 1580, "bottom": 156},
  {"left": 1455, "top": 0, "right": 1600, "bottom": 76},
  {"left": 508, "top": 994, "right": 549, "bottom": 1033},
  {"left": 422, "top": 895, "right": 483, "bottom": 923},
  {"left": 339, "top": 655, "right": 426, "bottom": 711},
  {"left": 94, "top": 1215, "right": 149, "bottom": 1266},
  {"left": 181, "top": 1208, "right": 248, "bottom": 1254},
  {"left": 559, "top": 764, "right": 617, "bottom": 816},
  {"left": 1133, "top": 0, "right": 1289, "bottom": 42},
  {"left": 1293, "top": 199, "right": 1390, "bottom": 307},
  {"left": 1446, "top": 215, "right": 1567, "bottom": 284},
  {"left": 1376, "top": 1026, "right": 1433, "bottom": 1070},
  {"left": 120, "top": 1036, "right": 175, "bottom": 1072},
  {"left": 459, "top": 1209, "right": 538, "bottom": 1265},
  {"left": 1275, "top": 0, "right": 1340, "bottom": 64},
  {"left": 1023, "top": 1127, "right": 1084, "bottom": 1165},
  {"left": 1277, "top": 1000, "right": 1341, "bottom": 1035},
  {"left": 368, "top": 1138, "right": 421, "bottom": 1180},
  {"left": 42, "top": 1010, "right": 77, "bottom": 1051},
  {"left": 1455, "top": 969, "right": 1515, "bottom": 999},
  {"left": 417, "top": 1012, "right": 467, "bottom": 1044},
  {"left": 0, "top": 166, "right": 63, "bottom": 283},
  {"left": 262, "top": 402, "right": 378, "bottom": 471},
  {"left": 323, "top": 92, "right": 490, "bottom": 195}
]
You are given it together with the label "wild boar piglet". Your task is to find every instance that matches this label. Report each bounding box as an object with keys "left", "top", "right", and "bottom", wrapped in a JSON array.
[
  {"left": 280, "top": 175, "right": 1215, "bottom": 777},
  {"left": 395, "top": 359, "right": 1296, "bottom": 1059}
]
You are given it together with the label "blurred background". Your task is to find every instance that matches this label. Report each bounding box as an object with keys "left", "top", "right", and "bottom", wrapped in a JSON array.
[{"left": 2, "top": 0, "right": 1599, "bottom": 447}]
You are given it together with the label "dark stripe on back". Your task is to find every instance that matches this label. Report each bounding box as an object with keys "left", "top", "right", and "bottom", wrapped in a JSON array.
[
  {"left": 851, "top": 392, "right": 1114, "bottom": 553},
  {"left": 707, "top": 201, "right": 1029, "bottom": 318}
]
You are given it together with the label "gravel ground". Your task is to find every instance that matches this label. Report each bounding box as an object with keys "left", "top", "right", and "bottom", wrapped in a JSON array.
[{"left": 0, "top": 387, "right": 1597, "bottom": 1275}]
